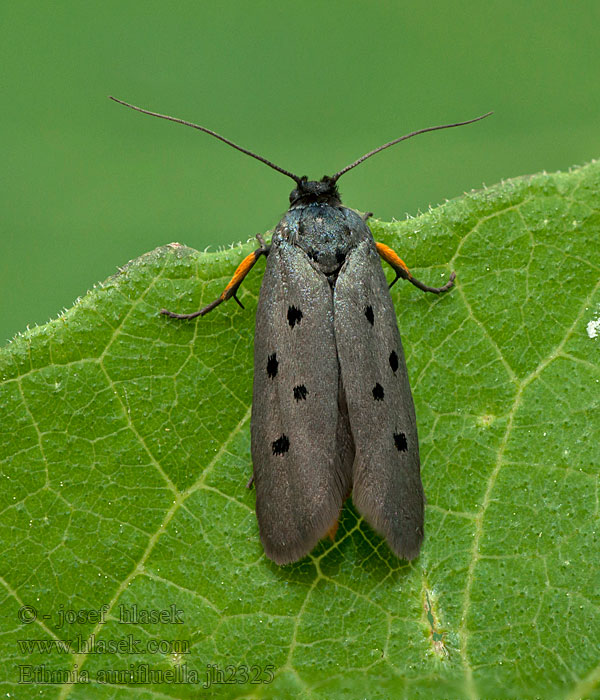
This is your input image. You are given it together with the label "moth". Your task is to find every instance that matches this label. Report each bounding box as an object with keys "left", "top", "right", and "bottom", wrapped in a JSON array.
[{"left": 111, "top": 97, "right": 491, "bottom": 565}]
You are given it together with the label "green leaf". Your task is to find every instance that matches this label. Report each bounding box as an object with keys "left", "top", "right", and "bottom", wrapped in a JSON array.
[{"left": 1, "top": 161, "right": 599, "bottom": 699}]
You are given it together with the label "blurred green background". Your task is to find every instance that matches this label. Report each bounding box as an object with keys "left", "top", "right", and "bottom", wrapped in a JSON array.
[{"left": 2, "top": 1, "right": 599, "bottom": 343}]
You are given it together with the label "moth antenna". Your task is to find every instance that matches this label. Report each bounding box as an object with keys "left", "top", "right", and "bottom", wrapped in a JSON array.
[
  {"left": 331, "top": 112, "right": 493, "bottom": 182},
  {"left": 109, "top": 96, "right": 302, "bottom": 184}
]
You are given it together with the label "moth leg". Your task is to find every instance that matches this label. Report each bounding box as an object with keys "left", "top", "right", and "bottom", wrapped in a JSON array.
[
  {"left": 375, "top": 241, "right": 456, "bottom": 294},
  {"left": 161, "top": 234, "right": 270, "bottom": 319},
  {"left": 326, "top": 518, "right": 340, "bottom": 541},
  {"left": 361, "top": 211, "right": 374, "bottom": 222}
]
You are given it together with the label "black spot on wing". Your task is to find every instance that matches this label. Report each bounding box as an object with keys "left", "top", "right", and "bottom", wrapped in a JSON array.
[
  {"left": 394, "top": 432, "right": 408, "bottom": 452},
  {"left": 287, "top": 305, "right": 303, "bottom": 328},
  {"left": 389, "top": 350, "right": 399, "bottom": 373},
  {"left": 293, "top": 385, "right": 308, "bottom": 401},
  {"left": 272, "top": 435, "right": 290, "bottom": 455},
  {"left": 372, "top": 383, "right": 384, "bottom": 401},
  {"left": 267, "top": 353, "right": 278, "bottom": 378},
  {"left": 364, "top": 305, "right": 374, "bottom": 326}
]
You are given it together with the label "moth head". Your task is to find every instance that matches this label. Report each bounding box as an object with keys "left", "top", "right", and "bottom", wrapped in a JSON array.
[{"left": 289, "top": 176, "right": 341, "bottom": 207}]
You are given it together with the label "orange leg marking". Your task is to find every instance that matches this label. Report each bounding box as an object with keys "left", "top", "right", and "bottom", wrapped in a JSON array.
[
  {"left": 375, "top": 242, "right": 412, "bottom": 278},
  {"left": 326, "top": 519, "right": 340, "bottom": 541},
  {"left": 220, "top": 251, "right": 258, "bottom": 300}
]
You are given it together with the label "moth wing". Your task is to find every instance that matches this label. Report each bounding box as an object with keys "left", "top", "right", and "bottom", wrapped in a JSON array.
[
  {"left": 334, "top": 239, "right": 424, "bottom": 559},
  {"left": 251, "top": 240, "right": 353, "bottom": 565}
]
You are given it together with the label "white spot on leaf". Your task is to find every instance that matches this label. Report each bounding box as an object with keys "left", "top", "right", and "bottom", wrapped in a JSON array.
[{"left": 587, "top": 311, "right": 600, "bottom": 339}]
